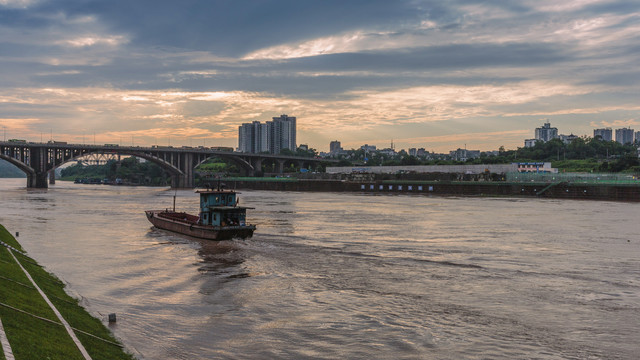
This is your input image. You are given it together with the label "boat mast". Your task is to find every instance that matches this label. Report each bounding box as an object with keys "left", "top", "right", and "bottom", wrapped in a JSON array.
[{"left": 173, "top": 188, "right": 177, "bottom": 212}]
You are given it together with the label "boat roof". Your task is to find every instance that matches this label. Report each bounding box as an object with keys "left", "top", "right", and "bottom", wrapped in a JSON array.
[{"left": 195, "top": 189, "right": 239, "bottom": 194}]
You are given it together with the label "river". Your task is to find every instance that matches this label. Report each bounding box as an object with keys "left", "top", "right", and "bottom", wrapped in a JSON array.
[{"left": 0, "top": 178, "right": 638, "bottom": 359}]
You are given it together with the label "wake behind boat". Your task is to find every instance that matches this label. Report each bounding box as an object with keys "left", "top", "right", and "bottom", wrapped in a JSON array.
[{"left": 145, "top": 187, "right": 255, "bottom": 240}]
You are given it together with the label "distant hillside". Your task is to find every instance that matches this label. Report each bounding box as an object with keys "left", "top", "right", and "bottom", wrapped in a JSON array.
[{"left": 0, "top": 159, "right": 26, "bottom": 178}]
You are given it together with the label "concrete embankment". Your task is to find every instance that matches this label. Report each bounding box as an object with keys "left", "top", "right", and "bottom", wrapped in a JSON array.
[
  {"left": 224, "top": 178, "right": 640, "bottom": 201},
  {"left": 0, "top": 224, "right": 134, "bottom": 360}
]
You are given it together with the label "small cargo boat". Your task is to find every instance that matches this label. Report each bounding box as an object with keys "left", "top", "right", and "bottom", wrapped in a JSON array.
[{"left": 145, "top": 187, "right": 255, "bottom": 240}]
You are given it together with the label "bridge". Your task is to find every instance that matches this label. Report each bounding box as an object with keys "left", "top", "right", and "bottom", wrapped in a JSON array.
[{"left": 0, "top": 141, "right": 334, "bottom": 188}]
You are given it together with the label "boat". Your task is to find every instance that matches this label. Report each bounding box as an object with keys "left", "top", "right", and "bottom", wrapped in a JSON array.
[{"left": 145, "top": 186, "right": 256, "bottom": 240}]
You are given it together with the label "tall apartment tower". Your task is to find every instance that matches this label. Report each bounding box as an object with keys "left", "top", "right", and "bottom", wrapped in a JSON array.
[
  {"left": 329, "top": 140, "right": 342, "bottom": 155},
  {"left": 593, "top": 128, "right": 613, "bottom": 141},
  {"left": 534, "top": 122, "right": 558, "bottom": 142},
  {"left": 238, "top": 115, "right": 296, "bottom": 154},
  {"left": 269, "top": 114, "right": 297, "bottom": 154},
  {"left": 615, "top": 128, "right": 635, "bottom": 145},
  {"left": 238, "top": 122, "right": 253, "bottom": 153}
]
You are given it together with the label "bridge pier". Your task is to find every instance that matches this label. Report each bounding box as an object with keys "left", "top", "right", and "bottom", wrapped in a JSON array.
[
  {"left": 27, "top": 172, "right": 49, "bottom": 188},
  {"left": 27, "top": 147, "right": 49, "bottom": 188},
  {"left": 170, "top": 174, "right": 194, "bottom": 188},
  {"left": 251, "top": 158, "right": 262, "bottom": 176},
  {"left": 49, "top": 169, "right": 56, "bottom": 185},
  {"left": 170, "top": 153, "right": 195, "bottom": 188}
]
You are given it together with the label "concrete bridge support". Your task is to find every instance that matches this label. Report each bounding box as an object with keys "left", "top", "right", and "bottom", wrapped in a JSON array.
[
  {"left": 49, "top": 170, "right": 56, "bottom": 185},
  {"left": 27, "top": 173, "right": 48, "bottom": 188},
  {"left": 297, "top": 160, "right": 306, "bottom": 172},
  {"left": 29, "top": 147, "right": 49, "bottom": 188},
  {"left": 251, "top": 158, "right": 262, "bottom": 176},
  {"left": 170, "top": 152, "right": 195, "bottom": 188}
]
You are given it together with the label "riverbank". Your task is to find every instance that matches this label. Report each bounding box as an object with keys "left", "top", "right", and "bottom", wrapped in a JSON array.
[
  {"left": 222, "top": 178, "right": 640, "bottom": 201},
  {"left": 0, "top": 224, "right": 133, "bottom": 360}
]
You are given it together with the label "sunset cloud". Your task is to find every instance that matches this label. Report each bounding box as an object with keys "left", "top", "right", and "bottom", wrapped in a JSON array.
[{"left": 0, "top": 0, "right": 638, "bottom": 152}]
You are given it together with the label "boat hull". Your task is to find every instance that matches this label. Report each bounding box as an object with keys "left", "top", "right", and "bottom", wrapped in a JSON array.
[{"left": 145, "top": 210, "right": 255, "bottom": 240}]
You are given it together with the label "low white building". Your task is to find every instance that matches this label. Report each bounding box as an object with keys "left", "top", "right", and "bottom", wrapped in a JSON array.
[{"left": 516, "top": 162, "right": 557, "bottom": 173}]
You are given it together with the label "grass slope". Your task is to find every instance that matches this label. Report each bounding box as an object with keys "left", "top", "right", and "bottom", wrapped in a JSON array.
[{"left": 0, "top": 224, "right": 134, "bottom": 360}]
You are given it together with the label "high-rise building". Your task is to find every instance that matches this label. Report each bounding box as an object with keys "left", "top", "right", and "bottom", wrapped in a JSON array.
[
  {"left": 238, "top": 114, "right": 296, "bottom": 154},
  {"left": 238, "top": 122, "right": 254, "bottom": 153},
  {"left": 636, "top": 131, "right": 640, "bottom": 144},
  {"left": 534, "top": 122, "right": 558, "bottom": 142},
  {"left": 329, "top": 140, "right": 342, "bottom": 155},
  {"left": 268, "top": 114, "right": 296, "bottom": 154},
  {"left": 238, "top": 121, "right": 268, "bottom": 153},
  {"left": 615, "top": 128, "right": 635, "bottom": 145},
  {"left": 593, "top": 128, "right": 612, "bottom": 141}
]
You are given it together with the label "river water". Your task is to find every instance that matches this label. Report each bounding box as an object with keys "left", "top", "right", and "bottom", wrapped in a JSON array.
[{"left": 0, "top": 178, "right": 638, "bottom": 359}]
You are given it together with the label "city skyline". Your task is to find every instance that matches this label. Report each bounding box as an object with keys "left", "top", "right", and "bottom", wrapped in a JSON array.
[{"left": 1, "top": 1, "right": 639, "bottom": 153}]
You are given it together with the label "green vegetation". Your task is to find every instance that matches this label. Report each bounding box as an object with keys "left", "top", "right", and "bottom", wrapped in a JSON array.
[
  {"left": 279, "top": 147, "right": 317, "bottom": 158},
  {"left": 550, "top": 159, "right": 602, "bottom": 172},
  {"left": 61, "top": 157, "right": 170, "bottom": 185},
  {"left": 196, "top": 157, "right": 240, "bottom": 175},
  {"left": 0, "top": 224, "right": 134, "bottom": 360},
  {"left": 337, "top": 137, "right": 639, "bottom": 173}
]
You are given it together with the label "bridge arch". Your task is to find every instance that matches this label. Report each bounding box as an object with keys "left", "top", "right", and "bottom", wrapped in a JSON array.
[
  {"left": 0, "top": 154, "right": 36, "bottom": 186},
  {"left": 193, "top": 153, "right": 255, "bottom": 177},
  {"left": 62, "top": 150, "right": 185, "bottom": 186}
]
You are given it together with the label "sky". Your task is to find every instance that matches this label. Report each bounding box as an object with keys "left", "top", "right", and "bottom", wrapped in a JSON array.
[{"left": 0, "top": 0, "right": 639, "bottom": 153}]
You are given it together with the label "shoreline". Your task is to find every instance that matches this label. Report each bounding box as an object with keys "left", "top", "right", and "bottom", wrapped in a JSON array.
[
  {"left": 223, "top": 178, "right": 640, "bottom": 202},
  {"left": 0, "top": 224, "right": 134, "bottom": 360}
]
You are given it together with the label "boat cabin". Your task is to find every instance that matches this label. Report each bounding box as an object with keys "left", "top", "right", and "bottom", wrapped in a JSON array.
[{"left": 197, "top": 189, "right": 248, "bottom": 227}]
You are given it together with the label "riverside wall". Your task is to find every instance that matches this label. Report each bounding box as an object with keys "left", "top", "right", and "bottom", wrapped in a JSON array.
[{"left": 225, "top": 179, "right": 640, "bottom": 202}]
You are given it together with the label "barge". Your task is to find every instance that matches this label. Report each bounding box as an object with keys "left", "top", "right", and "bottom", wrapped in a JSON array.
[{"left": 145, "top": 187, "right": 255, "bottom": 240}]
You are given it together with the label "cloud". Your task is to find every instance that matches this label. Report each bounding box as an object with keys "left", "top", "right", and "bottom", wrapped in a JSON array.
[
  {"left": 0, "top": 0, "right": 639, "bottom": 152},
  {"left": 594, "top": 118, "right": 640, "bottom": 128},
  {"left": 56, "top": 0, "right": 424, "bottom": 57}
]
